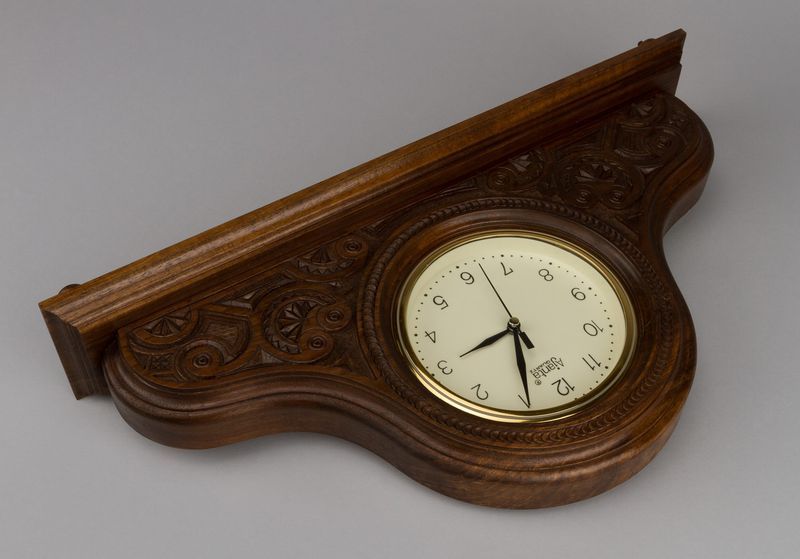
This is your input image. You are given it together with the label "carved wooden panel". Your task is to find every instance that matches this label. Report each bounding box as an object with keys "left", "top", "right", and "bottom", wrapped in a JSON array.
[{"left": 122, "top": 234, "right": 370, "bottom": 386}]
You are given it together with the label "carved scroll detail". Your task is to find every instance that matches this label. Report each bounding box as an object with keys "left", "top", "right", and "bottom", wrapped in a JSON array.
[
  {"left": 260, "top": 286, "right": 351, "bottom": 362},
  {"left": 475, "top": 93, "right": 694, "bottom": 230},
  {"left": 120, "top": 234, "right": 368, "bottom": 385},
  {"left": 128, "top": 310, "right": 249, "bottom": 383}
]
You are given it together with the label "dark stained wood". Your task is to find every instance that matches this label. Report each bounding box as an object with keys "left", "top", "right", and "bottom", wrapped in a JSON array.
[{"left": 40, "top": 30, "right": 713, "bottom": 508}]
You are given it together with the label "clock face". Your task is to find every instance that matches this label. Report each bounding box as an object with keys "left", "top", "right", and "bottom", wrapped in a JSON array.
[{"left": 397, "top": 231, "right": 636, "bottom": 422}]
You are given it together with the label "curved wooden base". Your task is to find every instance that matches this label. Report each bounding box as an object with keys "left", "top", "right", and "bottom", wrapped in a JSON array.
[{"left": 105, "top": 334, "right": 693, "bottom": 508}]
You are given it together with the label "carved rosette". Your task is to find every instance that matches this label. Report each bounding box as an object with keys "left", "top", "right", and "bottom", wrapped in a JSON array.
[
  {"left": 293, "top": 234, "right": 368, "bottom": 282},
  {"left": 479, "top": 93, "right": 695, "bottom": 230},
  {"left": 556, "top": 155, "right": 642, "bottom": 209},
  {"left": 485, "top": 149, "right": 550, "bottom": 193},
  {"left": 118, "top": 234, "right": 368, "bottom": 386},
  {"left": 260, "top": 286, "right": 351, "bottom": 362},
  {"left": 126, "top": 310, "right": 250, "bottom": 383}
]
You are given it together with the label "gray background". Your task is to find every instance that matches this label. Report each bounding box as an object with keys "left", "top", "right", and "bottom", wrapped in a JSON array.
[{"left": 2, "top": 1, "right": 798, "bottom": 557}]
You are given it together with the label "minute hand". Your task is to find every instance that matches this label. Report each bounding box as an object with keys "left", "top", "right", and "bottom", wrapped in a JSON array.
[
  {"left": 513, "top": 329, "right": 531, "bottom": 407},
  {"left": 477, "top": 263, "right": 534, "bottom": 349}
]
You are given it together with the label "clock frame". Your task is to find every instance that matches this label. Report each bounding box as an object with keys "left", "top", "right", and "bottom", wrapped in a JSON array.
[{"left": 39, "top": 30, "right": 713, "bottom": 508}]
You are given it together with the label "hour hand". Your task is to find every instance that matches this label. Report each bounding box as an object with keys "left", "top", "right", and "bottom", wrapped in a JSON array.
[
  {"left": 520, "top": 330, "right": 534, "bottom": 349},
  {"left": 459, "top": 329, "right": 508, "bottom": 358},
  {"left": 507, "top": 317, "right": 534, "bottom": 349}
]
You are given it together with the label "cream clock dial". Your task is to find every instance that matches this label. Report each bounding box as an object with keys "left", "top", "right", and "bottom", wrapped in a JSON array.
[{"left": 398, "top": 231, "right": 636, "bottom": 422}]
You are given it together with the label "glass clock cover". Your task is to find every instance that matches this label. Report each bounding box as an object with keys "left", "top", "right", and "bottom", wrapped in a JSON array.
[{"left": 398, "top": 232, "right": 635, "bottom": 422}]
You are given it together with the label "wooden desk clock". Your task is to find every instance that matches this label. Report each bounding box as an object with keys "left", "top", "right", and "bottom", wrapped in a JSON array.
[{"left": 40, "top": 30, "right": 712, "bottom": 508}]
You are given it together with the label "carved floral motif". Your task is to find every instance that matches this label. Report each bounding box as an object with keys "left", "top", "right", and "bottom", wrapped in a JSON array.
[
  {"left": 260, "top": 287, "right": 351, "bottom": 362},
  {"left": 120, "top": 234, "right": 367, "bottom": 384},
  {"left": 479, "top": 93, "right": 692, "bottom": 228},
  {"left": 294, "top": 234, "right": 368, "bottom": 278},
  {"left": 128, "top": 310, "right": 249, "bottom": 383},
  {"left": 556, "top": 155, "right": 641, "bottom": 209}
]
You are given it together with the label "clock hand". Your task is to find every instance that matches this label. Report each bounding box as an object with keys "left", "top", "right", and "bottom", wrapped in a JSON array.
[
  {"left": 459, "top": 329, "right": 508, "bottom": 358},
  {"left": 477, "top": 263, "right": 535, "bottom": 349},
  {"left": 478, "top": 262, "right": 512, "bottom": 317},
  {"left": 512, "top": 328, "right": 531, "bottom": 408}
]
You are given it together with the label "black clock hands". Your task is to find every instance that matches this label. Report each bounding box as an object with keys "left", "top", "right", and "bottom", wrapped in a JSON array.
[
  {"left": 459, "top": 329, "right": 509, "bottom": 358},
  {"left": 519, "top": 326, "right": 534, "bottom": 350},
  {"left": 459, "top": 317, "right": 528, "bottom": 358},
  {"left": 462, "top": 265, "right": 534, "bottom": 405},
  {"left": 477, "top": 263, "right": 534, "bottom": 349},
  {"left": 512, "top": 327, "right": 531, "bottom": 408},
  {"left": 477, "top": 262, "right": 512, "bottom": 316}
]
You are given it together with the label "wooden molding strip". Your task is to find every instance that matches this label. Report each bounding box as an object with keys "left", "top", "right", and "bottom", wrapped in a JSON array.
[{"left": 40, "top": 30, "right": 686, "bottom": 399}]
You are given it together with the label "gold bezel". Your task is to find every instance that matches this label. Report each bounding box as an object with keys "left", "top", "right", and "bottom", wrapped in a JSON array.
[{"left": 395, "top": 229, "right": 637, "bottom": 423}]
